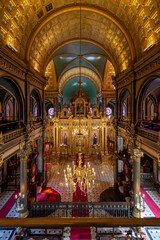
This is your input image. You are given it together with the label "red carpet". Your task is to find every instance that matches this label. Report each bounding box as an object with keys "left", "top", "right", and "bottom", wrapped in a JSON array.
[
  {"left": 0, "top": 188, "right": 20, "bottom": 218},
  {"left": 70, "top": 155, "right": 91, "bottom": 240},
  {"left": 70, "top": 227, "right": 91, "bottom": 240},
  {"left": 140, "top": 187, "right": 160, "bottom": 218}
]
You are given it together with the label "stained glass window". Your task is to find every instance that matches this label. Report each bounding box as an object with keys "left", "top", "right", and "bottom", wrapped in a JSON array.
[
  {"left": 106, "top": 107, "right": 112, "bottom": 115},
  {"left": 48, "top": 108, "right": 54, "bottom": 116}
]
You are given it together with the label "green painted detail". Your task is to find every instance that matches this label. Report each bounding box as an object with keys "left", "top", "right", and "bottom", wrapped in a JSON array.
[
  {"left": 52, "top": 42, "right": 109, "bottom": 57},
  {"left": 62, "top": 58, "right": 98, "bottom": 76},
  {"left": 53, "top": 55, "right": 77, "bottom": 80},
  {"left": 83, "top": 55, "right": 107, "bottom": 79},
  {"left": 63, "top": 77, "right": 97, "bottom": 105}
]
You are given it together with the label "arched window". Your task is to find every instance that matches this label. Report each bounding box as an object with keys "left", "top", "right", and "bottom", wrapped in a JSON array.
[
  {"left": 122, "top": 103, "right": 127, "bottom": 119},
  {"left": 48, "top": 108, "right": 54, "bottom": 118},
  {"left": 5, "top": 103, "right": 10, "bottom": 121},
  {"left": 33, "top": 103, "right": 38, "bottom": 118},
  {"left": 106, "top": 107, "right": 112, "bottom": 119},
  {"left": 150, "top": 102, "right": 155, "bottom": 120}
]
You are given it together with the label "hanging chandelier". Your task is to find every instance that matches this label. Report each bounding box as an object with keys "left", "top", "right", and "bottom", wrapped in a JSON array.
[
  {"left": 64, "top": 0, "right": 96, "bottom": 193},
  {"left": 64, "top": 152, "right": 95, "bottom": 193}
]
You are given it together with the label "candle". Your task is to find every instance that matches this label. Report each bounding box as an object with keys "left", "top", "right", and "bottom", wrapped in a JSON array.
[
  {"left": 22, "top": 194, "right": 24, "bottom": 206},
  {"left": 92, "top": 180, "right": 94, "bottom": 185},
  {"left": 72, "top": 161, "right": 74, "bottom": 165},
  {"left": 15, "top": 195, "right": 18, "bottom": 208}
]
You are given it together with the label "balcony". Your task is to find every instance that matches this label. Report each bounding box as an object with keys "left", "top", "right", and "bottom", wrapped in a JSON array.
[{"left": 136, "top": 127, "right": 159, "bottom": 143}]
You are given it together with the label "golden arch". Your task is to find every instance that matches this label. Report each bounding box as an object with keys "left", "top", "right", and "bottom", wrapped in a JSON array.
[{"left": 26, "top": 5, "right": 136, "bottom": 66}]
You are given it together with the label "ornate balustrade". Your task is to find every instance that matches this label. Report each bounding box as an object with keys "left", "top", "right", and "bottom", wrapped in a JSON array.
[
  {"left": 2, "top": 127, "right": 25, "bottom": 143},
  {"left": 118, "top": 121, "right": 128, "bottom": 129},
  {"left": 33, "top": 121, "right": 43, "bottom": 129},
  {"left": 30, "top": 202, "right": 130, "bottom": 218},
  {"left": 136, "top": 127, "right": 159, "bottom": 142},
  {"left": 140, "top": 173, "right": 154, "bottom": 188}
]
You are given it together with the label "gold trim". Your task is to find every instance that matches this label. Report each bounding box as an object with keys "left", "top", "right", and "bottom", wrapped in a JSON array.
[{"left": 26, "top": 5, "right": 136, "bottom": 67}]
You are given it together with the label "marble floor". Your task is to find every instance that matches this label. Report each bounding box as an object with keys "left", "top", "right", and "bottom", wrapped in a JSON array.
[
  {"left": 0, "top": 159, "right": 160, "bottom": 240},
  {"left": 47, "top": 160, "right": 114, "bottom": 202}
]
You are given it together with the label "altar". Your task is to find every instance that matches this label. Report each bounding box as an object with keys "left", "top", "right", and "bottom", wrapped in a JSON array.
[{"left": 44, "top": 86, "right": 115, "bottom": 157}]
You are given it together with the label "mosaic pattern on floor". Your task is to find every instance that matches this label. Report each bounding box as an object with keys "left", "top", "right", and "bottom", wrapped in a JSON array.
[
  {"left": 0, "top": 228, "right": 16, "bottom": 240},
  {"left": 47, "top": 160, "right": 114, "bottom": 202},
  {"left": 145, "top": 227, "right": 160, "bottom": 240}
]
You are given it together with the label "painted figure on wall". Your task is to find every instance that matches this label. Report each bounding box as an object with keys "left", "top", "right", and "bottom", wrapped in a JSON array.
[
  {"left": 62, "top": 131, "right": 69, "bottom": 145},
  {"left": 92, "top": 131, "right": 98, "bottom": 145},
  {"left": 76, "top": 99, "right": 84, "bottom": 114}
]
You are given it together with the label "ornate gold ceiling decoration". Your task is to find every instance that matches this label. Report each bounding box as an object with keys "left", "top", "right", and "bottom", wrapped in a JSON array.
[
  {"left": 0, "top": 0, "right": 160, "bottom": 73},
  {"left": 29, "top": 9, "right": 133, "bottom": 73},
  {"left": 58, "top": 67, "right": 102, "bottom": 93}
]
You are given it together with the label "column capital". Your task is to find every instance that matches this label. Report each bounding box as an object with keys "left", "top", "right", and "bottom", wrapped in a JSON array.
[
  {"left": 134, "top": 148, "right": 143, "bottom": 162},
  {"left": 20, "top": 149, "right": 28, "bottom": 161}
]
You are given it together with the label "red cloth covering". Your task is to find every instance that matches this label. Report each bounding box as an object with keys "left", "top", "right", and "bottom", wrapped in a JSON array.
[
  {"left": 71, "top": 155, "right": 91, "bottom": 239},
  {"left": 76, "top": 153, "right": 84, "bottom": 166},
  {"left": 37, "top": 187, "right": 61, "bottom": 203},
  {"left": 37, "top": 193, "right": 48, "bottom": 202}
]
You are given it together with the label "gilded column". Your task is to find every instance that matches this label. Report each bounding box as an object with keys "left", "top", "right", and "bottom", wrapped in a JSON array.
[
  {"left": 133, "top": 148, "right": 144, "bottom": 218},
  {"left": 19, "top": 148, "right": 29, "bottom": 218}
]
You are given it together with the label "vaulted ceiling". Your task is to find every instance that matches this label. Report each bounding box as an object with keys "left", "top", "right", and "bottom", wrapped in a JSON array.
[{"left": 0, "top": 0, "right": 160, "bottom": 93}]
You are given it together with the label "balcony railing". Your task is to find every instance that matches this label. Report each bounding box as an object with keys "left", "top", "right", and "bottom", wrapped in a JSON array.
[
  {"left": 30, "top": 202, "right": 130, "bottom": 218},
  {"left": 3, "top": 127, "right": 25, "bottom": 143},
  {"left": 136, "top": 127, "right": 159, "bottom": 142},
  {"left": 118, "top": 121, "right": 128, "bottom": 129}
]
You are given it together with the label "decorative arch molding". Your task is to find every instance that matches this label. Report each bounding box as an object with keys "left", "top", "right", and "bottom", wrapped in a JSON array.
[
  {"left": 58, "top": 67, "right": 102, "bottom": 93},
  {"left": 30, "top": 88, "right": 42, "bottom": 117},
  {"left": 44, "top": 39, "right": 118, "bottom": 75},
  {"left": 118, "top": 88, "right": 131, "bottom": 119},
  {"left": 26, "top": 6, "right": 136, "bottom": 72},
  {"left": 136, "top": 76, "right": 160, "bottom": 121},
  {"left": 0, "top": 77, "right": 24, "bottom": 120}
]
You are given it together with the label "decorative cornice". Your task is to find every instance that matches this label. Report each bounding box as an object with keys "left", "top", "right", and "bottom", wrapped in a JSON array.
[{"left": 0, "top": 56, "right": 26, "bottom": 79}]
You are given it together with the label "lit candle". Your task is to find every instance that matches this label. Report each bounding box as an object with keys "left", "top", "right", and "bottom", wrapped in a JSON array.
[
  {"left": 15, "top": 195, "right": 18, "bottom": 208},
  {"left": 64, "top": 169, "right": 66, "bottom": 173},
  {"left": 92, "top": 180, "right": 94, "bottom": 185}
]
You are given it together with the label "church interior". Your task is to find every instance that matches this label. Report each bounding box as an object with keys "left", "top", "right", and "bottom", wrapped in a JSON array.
[{"left": 0, "top": 0, "right": 160, "bottom": 239}]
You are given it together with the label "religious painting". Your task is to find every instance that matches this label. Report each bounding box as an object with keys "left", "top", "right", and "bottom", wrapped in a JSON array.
[
  {"left": 76, "top": 99, "right": 84, "bottom": 114},
  {"left": 62, "top": 130, "right": 69, "bottom": 145},
  {"left": 93, "top": 109, "right": 97, "bottom": 117},
  {"left": 91, "top": 130, "right": 98, "bottom": 145},
  {"left": 44, "top": 142, "right": 50, "bottom": 157},
  {"left": 108, "top": 140, "right": 115, "bottom": 154}
]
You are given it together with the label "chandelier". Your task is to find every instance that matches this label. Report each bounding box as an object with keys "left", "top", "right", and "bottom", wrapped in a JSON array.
[
  {"left": 63, "top": 0, "right": 96, "bottom": 193},
  {"left": 64, "top": 152, "right": 95, "bottom": 193}
]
